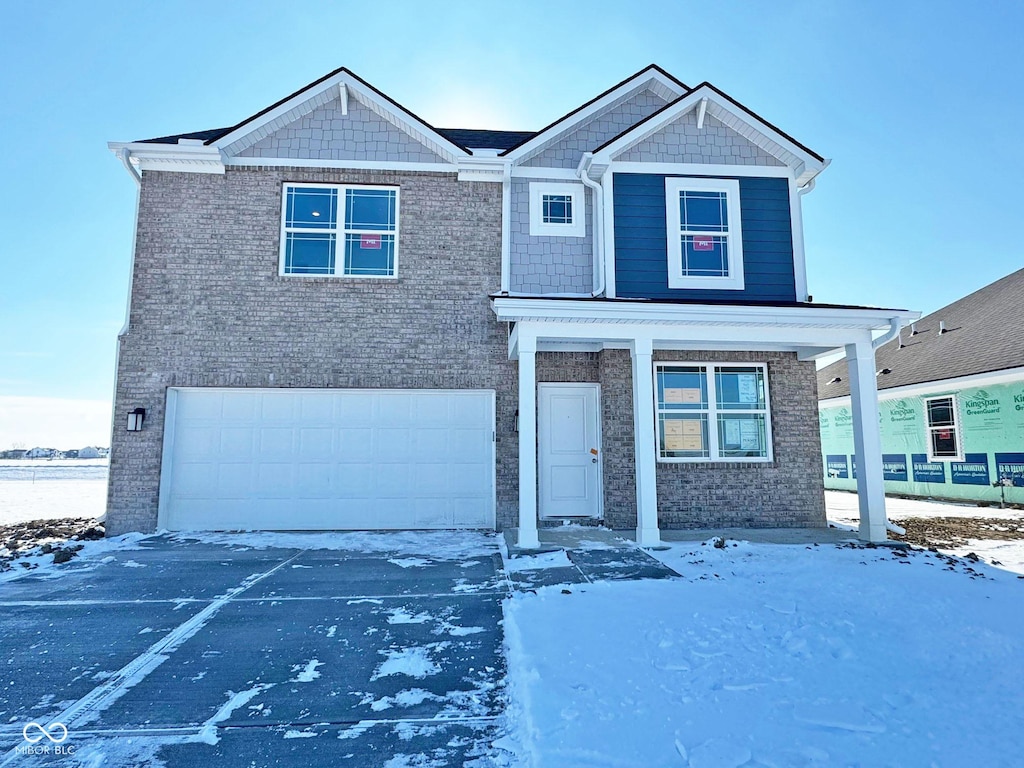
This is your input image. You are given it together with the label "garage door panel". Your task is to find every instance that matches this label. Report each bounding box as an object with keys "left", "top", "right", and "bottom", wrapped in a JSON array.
[
  {"left": 161, "top": 388, "right": 494, "bottom": 531},
  {"left": 220, "top": 392, "right": 258, "bottom": 421},
  {"left": 298, "top": 428, "right": 333, "bottom": 457},
  {"left": 260, "top": 394, "right": 296, "bottom": 421},
  {"left": 258, "top": 428, "right": 294, "bottom": 457}
]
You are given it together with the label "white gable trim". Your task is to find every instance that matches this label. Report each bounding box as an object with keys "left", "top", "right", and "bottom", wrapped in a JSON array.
[
  {"left": 211, "top": 70, "right": 469, "bottom": 165},
  {"left": 593, "top": 86, "right": 826, "bottom": 185},
  {"left": 502, "top": 68, "right": 686, "bottom": 164},
  {"left": 107, "top": 140, "right": 226, "bottom": 175}
]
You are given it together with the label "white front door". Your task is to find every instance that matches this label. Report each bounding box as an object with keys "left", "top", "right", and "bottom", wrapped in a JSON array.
[{"left": 538, "top": 383, "right": 602, "bottom": 518}]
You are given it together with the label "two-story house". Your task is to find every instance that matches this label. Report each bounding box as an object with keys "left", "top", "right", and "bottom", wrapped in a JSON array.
[{"left": 107, "top": 65, "right": 917, "bottom": 546}]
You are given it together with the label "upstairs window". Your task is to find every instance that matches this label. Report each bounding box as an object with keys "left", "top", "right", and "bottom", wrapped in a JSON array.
[
  {"left": 529, "top": 182, "right": 586, "bottom": 237},
  {"left": 924, "top": 395, "right": 963, "bottom": 461},
  {"left": 280, "top": 183, "right": 399, "bottom": 278},
  {"left": 665, "top": 177, "right": 744, "bottom": 290},
  {"left": 655, "top": 362, "right": 772, "bottom": 462}
]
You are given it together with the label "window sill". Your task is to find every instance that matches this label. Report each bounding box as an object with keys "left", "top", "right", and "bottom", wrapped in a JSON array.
[{"left": 657, "top": 458, "right": 778, "bottom": 469}]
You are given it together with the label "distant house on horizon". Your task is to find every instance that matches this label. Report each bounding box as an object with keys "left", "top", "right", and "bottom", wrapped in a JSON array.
[
  {"left": 78, "top": 446, "right": 101, "bottom": 459},
  {"left": 24, "top": 447, "right": 56, "bottom": 459},
  {"left": 818, "top": 268, "right": 1024, "bottom": 505}
]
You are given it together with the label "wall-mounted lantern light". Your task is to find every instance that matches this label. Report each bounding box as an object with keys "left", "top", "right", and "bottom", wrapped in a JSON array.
[{"left": 127, "top": 407, "right": 146, "bottom": 432}]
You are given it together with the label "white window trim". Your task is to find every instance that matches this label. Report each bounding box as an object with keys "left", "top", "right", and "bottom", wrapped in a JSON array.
[
  {"left": 654, "top": 361, "right": 773, "bottom": 463},
  {"left": 665, "top": 177, "right": 744, "bottom": 290},
  {"left": 924, "top": 394, "right": 965, "bottom": 463},
  {"left": 529, "top": 181, "right": 586, "bottom": 237},
  {"left": 279, "top": 182, "right": 400, "bottom": 279}
]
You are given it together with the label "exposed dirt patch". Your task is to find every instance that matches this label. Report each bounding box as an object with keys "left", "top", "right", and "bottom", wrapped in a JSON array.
[
  {"left": 891, "top": 517, "right": 1024, "bottom": 549},
  {"left": 0, "top": 517, "right": 104, "bottom": 572}
]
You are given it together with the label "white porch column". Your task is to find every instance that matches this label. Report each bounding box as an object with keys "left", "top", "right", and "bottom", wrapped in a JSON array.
[
  {"left": 631, "top": 337, "right": 661, "bottom": 547},
  {"left": 846, "top": 341, "right": 887, "bottom": 542},
  {"left": 517, "top": 334, "right": 540, "bottom": 549}
]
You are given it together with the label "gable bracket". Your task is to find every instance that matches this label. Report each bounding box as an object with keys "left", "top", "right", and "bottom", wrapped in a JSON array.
[
  {"left": 339, "top": 83, "right": 348, "bottom": 116},
  {"left": 696, "top": 98, "right": 708, "bottom": 130}
]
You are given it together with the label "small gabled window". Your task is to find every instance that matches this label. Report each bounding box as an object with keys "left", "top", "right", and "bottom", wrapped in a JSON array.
[
  {"left": 280, "top": 183, "right": 399, "bottom": 278},
  {"left": 665, "top": 177, "right": 744, "bottom": 290},
  {"left": 924, "top": 395, "right": 963, "bottom": 461},
  {"left": 529, "top": 182, "right": 586, "bottom": 237}
]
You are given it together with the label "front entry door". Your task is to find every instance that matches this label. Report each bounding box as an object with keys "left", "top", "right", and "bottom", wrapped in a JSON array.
[{"left": 538, "top": 383, "right": 602, "bottom": 518}]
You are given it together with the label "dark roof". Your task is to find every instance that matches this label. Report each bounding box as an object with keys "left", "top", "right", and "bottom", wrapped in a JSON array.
[
  {"left": 435, "top": 129, "right": 536, "bottom": 150},
  {"left": 137, "top": 128, "right": 229, "bottom": 144},
  {"left": 490, "top": 294, "right": 906, "bottom": 312},
  {"left": 136, "top": 126, "right": 536, "bottom": 151},
  {"left": 817, "top": 268, "right": 1024, "bottom": 398},
  {"left": 591, "top": 81, "right": 824, "bottom": 162}
]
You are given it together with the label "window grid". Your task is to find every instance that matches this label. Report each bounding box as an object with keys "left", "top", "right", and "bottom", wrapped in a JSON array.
[
  {"left": 655, "top": 363, "right": 772, "bottom": 462},
  {"left": 541, "top": 194, "right": 574, "bottom": 225},
  {"left": 678, "top": 190, "right": 730, "bottom": 278},
  {"left": 924, "top": 395, "right": 963, "bottom": 461},
  {"left": 664, "top": 177, "right": 744, "bottom": 291},
  {"left": 281, "top": 183, "right": 398, "bottom": 278}
]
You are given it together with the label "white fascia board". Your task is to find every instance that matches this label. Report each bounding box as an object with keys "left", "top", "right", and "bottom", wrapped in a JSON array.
[
  {"left": 505, "top": 317, "right": 876, "bottom": 354},
  {"left": 503, "top": 70, "right": 686, "bottom": 164},
  {"left": 108, "top": 141, "right": 226, "bottom": 174},
  {"left": 510, "top": 167, "right": 580, "bottom": 180},
  {"left": 819, "top": 366, "right": 1024, "bottom": 407},
  {"left": 211, "top": 70, "right": 470, "bottom": 164},
  {"left": 593, "top": 86, "right": 826, "bottom": 179},
  {"left": 457, "top": 156, "right": 509, "bottom": 182},
  {"left": 492, "top": 297, "right": 918, "bottom": 330}
]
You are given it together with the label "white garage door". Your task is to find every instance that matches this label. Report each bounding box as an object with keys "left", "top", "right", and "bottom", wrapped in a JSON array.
[{"left": 158, "top": 388, "right": 495, "bottom": 531}]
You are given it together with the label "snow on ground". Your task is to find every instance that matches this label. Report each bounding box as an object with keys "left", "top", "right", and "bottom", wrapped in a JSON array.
[
  {"left": 0, "top": 531, "right": 149, "bottom": 583},
  {"left": 502, "top": 539, "right": 1024, "bottom": 768},
  {"left": 0, "top": 459, "right": 108, "bottom": 524},
  {"left": 174, "top": 529, "right": 499, "bottom": 560},
  {"left": 826, "top": 490, "right": 1024, "bottom": 575},
  {"left": 825, "top": 489, "right": 1024, "bottom": 523}
]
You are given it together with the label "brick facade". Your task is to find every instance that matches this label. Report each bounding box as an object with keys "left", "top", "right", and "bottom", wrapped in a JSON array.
[{"left": 107, "top": 167, "right": 518, "bottom": 534}]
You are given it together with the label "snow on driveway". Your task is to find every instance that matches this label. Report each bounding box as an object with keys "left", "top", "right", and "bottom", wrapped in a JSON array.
[{"left": 501, "top": 539, "right": 1024, "bottom": 767}]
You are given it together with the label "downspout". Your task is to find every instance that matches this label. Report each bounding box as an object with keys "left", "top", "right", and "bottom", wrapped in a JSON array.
[{"left": 576, "top": 152, "right": 605, "bottom": 297}]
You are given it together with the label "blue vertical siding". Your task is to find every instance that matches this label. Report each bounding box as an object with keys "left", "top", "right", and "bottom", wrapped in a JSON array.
[{"left": 613, "top": 174, "right": 797, "bottom": 302}]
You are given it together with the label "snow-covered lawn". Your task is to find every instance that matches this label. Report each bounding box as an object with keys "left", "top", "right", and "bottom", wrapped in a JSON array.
[
  {"left": 826, "top": 490, "right": 1024, "bottom": 575},
  {"left": 0, "top": 459, "right": 107, "bottom": 524},
  {"left": 502, "top": 539, "right": 1024, "bottom": 768}
]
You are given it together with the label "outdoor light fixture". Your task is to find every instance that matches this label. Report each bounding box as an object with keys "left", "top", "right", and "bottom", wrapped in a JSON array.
[
  {"left": 514, "top": 409, "right": 519, "bottom": 432},
  {"left": 127, "top": 407, "right": 146, "bottom": 432}
]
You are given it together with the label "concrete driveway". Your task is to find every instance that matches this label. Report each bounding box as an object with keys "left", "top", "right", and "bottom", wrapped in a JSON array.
[{"left": 0, "top": 532, "right": 507, "bottom": 766}]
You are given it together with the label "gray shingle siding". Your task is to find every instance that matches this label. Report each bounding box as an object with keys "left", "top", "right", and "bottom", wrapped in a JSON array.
[
  {"left": 237, "top": 98, "right": 447, "bottom": 163},
  {"left": 509, "top": 178, "right": 594, "bottom": 294},
  {"left": 615, "top": 112, "right": 784, "bottom": 166},
  {"left": 523, "top": 88, "right": 668, "bottom": 168}
]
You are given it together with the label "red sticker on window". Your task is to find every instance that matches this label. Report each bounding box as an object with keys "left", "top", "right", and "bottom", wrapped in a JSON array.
[
  {"left": 692, "top": 236, "right": 714, "bottom": 251},
  {"left": 360, "top": 235, "right": 382, "bottom": 249},
  {"left": 939, "top": 430, "right": 951, "bottom": 439}
]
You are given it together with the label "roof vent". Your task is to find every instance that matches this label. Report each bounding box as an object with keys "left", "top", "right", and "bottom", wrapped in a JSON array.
[
  {"left": 876, "top": 368, "right": 892, "bottom": 376},
  {"left": 939, "top": 321, "right": 948, "bottom": 334},
  {"left": 827, "top": 377, "right": 842, "bottom": 385},
  {"left": 910, "top": 323, "right": 919, "bottom": 336},
  {"left": 898, "top": 332, "right": 906, "bottom": 349}
]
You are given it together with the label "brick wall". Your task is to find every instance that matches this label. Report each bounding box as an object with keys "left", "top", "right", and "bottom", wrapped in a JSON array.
[
  {"left": 107, "top": 167, "right": 516, "bottom": 534},
  {"left": 598, "top": 349, "right": 827, "bottom": 529}
]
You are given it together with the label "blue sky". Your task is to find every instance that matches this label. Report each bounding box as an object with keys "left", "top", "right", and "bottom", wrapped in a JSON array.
[{"left": 1, "top": 0, "right": 1021, "bottom": 447}]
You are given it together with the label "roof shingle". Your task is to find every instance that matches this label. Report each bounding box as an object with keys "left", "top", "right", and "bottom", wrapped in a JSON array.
[{"left": 817, "top": 268, "right": 1024, "bottom": 399}]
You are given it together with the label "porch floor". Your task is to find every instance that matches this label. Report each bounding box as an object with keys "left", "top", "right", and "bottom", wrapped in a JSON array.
[{"left": 507, "top": 523, "right": 856, "bottom": 554}]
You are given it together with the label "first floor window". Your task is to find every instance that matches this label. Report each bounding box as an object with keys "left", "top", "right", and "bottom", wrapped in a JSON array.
[
  {"left": 924, "top": 395, "right": 962, "bottom": 461},
  {"left": 656, "top": 363, "right": 771, "bottom": 461},
  {"left": 281, "top": 183, "right": 398, "bottom": 277},
  {"left": 665, "top": 177, "right": 744, "bottom": 290}
]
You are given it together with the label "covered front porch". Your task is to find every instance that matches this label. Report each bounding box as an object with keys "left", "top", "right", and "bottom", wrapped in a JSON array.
[{"left": 492, "top": 297, "right": 919, "bottom": 549}]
